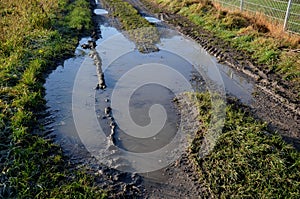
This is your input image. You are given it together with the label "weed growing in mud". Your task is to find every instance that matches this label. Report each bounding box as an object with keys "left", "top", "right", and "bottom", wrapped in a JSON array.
[
  {"left": 0, "top": 0, "right": 106, "bottom": 198},
  {"left": 188, "top": 92, "right": 300, "bottom": 198},
  {"left": 102, "top": 0, "right": 160, "bottom": 53},
  {"left": 66, "top": 0, "right": 92, "bottom": 30},
  {"left": 147, "top": 0, "right": 300, "bottom": 95}
]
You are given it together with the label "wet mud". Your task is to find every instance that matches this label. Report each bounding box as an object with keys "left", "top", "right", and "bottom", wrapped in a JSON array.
[
  {"left": 142, "top": 93, "right": 206, "bottom": 198},
  {"left": 43, "top": 0, "right": 300, "bottom": 198}
]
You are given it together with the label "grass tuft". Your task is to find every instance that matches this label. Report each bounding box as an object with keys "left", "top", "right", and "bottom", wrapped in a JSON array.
[
  {"left": 102, "top": 0, "right": 160, "bottom": 53},
  {"left": 188, "top": 92, "right": 300, "bottom": 198}
]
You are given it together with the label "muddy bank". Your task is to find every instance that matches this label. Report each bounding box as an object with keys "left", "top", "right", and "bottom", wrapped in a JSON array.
[{"left": 143, "top": 93, "right": 207, "bottom": 198}]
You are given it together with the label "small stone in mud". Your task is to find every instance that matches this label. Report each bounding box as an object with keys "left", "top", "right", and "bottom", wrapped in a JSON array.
[
  {"left": 112, "top": 174, "right": 119, "bottom": 181},
  {"left": 109, "top": 134, "right": 116, "bottom": 145},
  {"left": 91, "top": 30, "right": 100, "bottom": 40},
  {"left": 110, "top": 129, "right": 115, "bottom": 137},
  {"left": 173, "top": 98, "right": 178, "bottom": 103},
  {"left": 81, "top": 40, "right": 96, "bottom": 49},
  {"left": 131, "top": 185, "right": 140, "bottom": 193},
  {"left": 123, "top": 184, "right": 129, "bottom": 192},
  {"left": 131, "top": 172, "right": 137, "bottom": 179},
  {"left": 110, "top": 121, "right": 116, "bottom": 128},
  {"left": 95, "top": 169, "right": 103, "bottom": 175},
  {"left": 105, "top": 107, "right": 112, "bottom": 115},
  {"left": 81, "top": 43, "right": 90, "bottom": 49},
  {"left": 89, "top": 51, "right": 95, "bottom": 58},
  {"left": 88, "top": 40, "right": 96, "bottom": 49},
  {"left": 96, "top": 83, "right": 106, "bottom": 90},
  {"left": 94, "top": 60, "right": 101, "bottom": 66}
]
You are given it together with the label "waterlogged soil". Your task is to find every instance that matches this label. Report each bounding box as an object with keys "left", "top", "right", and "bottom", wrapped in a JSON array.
[
  {"left": 45, "top": 1, "right": 213, "bottom": 197},
  {"left": 142, "top": 93, "right": 206, "bottom": 198},
  {"left": 44, "top": 0, "right": 299, "bottom": 198},
  {"left": 136, "top": 0, "right": 300, "bottom": 148}
]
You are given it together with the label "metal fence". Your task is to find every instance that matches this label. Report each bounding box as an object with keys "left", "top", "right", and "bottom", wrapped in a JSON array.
[{"left": 211, "top": 0, "right": 300, "bottom": 34}]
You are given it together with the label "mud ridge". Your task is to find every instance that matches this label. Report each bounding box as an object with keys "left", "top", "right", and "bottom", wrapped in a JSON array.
[
  {"left": 87, "top": 2, "right": 210, "bottom": 198},
  {"left": 144, "top": 93, "right": 207, "bottom": 198},
  {"left": 55, "top": 1, "right": 147, "bottom": 198}
]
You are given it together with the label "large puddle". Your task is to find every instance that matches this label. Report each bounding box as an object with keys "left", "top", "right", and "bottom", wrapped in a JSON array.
[{"left": 44, "top": 6, "right": 254, "bottom": 171}]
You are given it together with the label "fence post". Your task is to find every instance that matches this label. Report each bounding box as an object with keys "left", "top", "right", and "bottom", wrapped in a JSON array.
[
  {"left": 240, "top": 0, "right": 244, "bottom": 11},
  {"left": 283, "top": 0, "right": 293, "bottom": 31}
]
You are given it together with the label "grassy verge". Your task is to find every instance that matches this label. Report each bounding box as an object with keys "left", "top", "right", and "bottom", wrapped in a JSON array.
[
  {"left": 0, "top": 0, "right": 106, "bottom": 198},
  {"left": 102, "top": 0, "right": 160, "bottom": 52},
  {"left": 147, "top": 0, "right": 300, "bottom": 95},
  {"left": 188, "top": 92, "right": 300, "bottom": 198},
  {"left": 212, "top": 0, "right": 300, "bottom": 33}
]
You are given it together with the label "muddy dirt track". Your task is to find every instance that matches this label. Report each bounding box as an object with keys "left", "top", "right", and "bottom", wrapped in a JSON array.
[
  {"left": 83, "top": 0, "right": 299, "bottom": 198},
  {"left": 127, "top": 0, "right": 300, "bottom": 148},
  {"left": 86, "top": 1, "right": 208, "bottom": 198}
]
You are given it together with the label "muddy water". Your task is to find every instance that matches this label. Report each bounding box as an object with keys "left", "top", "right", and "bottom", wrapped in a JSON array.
[
  {"left": 44, "top": 47, "right": 87, "bottom": 159},
  {"left": 44, "top": 4, "right": 255, "bottom": 196}
]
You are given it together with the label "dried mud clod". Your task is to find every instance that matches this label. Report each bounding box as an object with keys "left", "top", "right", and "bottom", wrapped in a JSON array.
[
  {"left": 105, "top": 106, "right": 112, "bottom": 115},
  {"left": 81, "top": 40, "right": 97, "bottom": 49},
  {"left": 87, "top": 49, "right": 107, "bottom": 90}
]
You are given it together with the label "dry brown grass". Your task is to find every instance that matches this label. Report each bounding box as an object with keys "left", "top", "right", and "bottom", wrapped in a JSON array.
[{"left": 212, "top": 1, "right": 300, "bottom": 47}]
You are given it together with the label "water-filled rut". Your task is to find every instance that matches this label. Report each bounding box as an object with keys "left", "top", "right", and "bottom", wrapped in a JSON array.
[{"left": 43, "top": 0, "right": 271, "bottom": 198}]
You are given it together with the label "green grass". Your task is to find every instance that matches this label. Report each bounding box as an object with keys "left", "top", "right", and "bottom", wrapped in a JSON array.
[
  {"left": 189, "top": 92, "right": 300, "bottom": 198},
  {"left": 0, "top": 0, "right": 106, "bottom": 198},
  {"left": 102, "top": 0, "right": 160, "bottom": 52}
]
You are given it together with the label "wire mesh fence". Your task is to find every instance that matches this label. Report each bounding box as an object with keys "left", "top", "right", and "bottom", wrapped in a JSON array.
[{"left": 211, "top": 0, "right": 300, "bottom": 34}]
